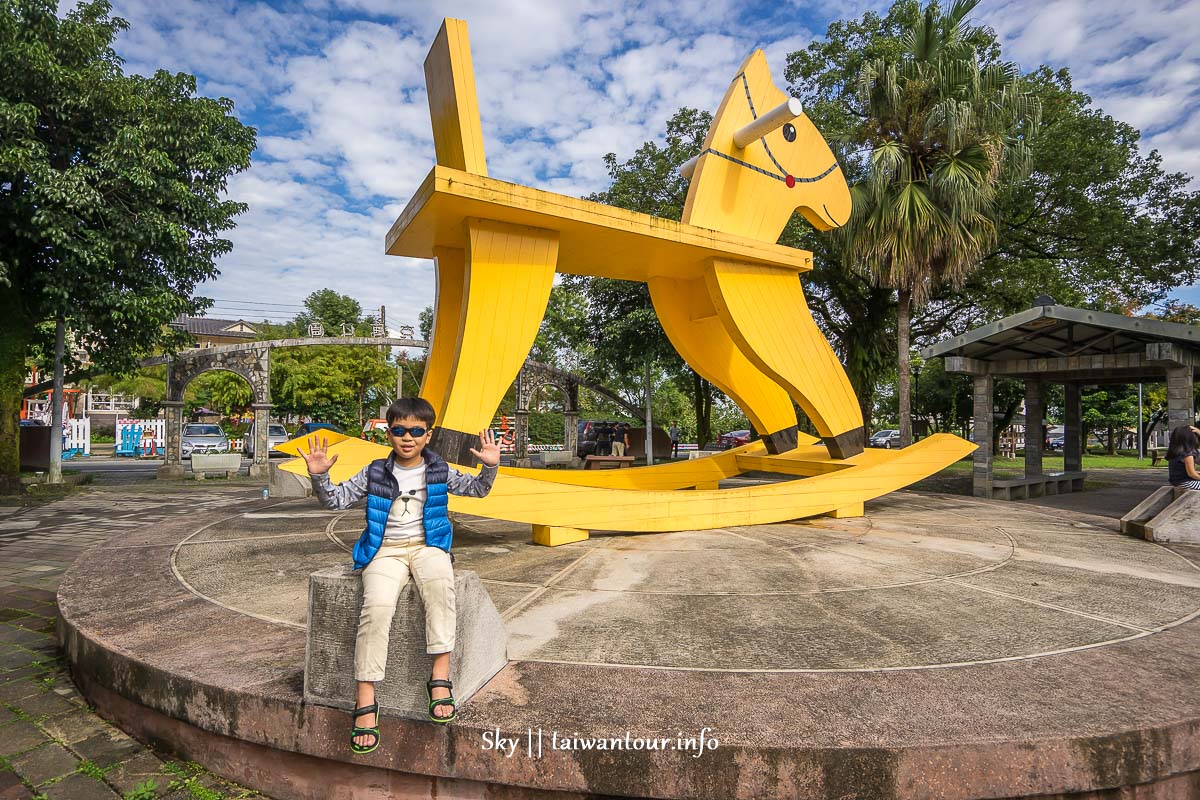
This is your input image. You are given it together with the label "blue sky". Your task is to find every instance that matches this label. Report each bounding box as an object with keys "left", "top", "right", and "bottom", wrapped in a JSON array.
[{"left": 104, "top": 0, "right": 1200, "bottom": 330}]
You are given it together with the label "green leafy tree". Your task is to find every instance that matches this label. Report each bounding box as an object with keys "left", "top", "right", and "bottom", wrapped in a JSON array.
[
  {"left": 418, "top": 305, "right": 435, "bottom": 342},
  {"left": 970, "top": 69, "right": 1200, "bottom": 315},
  {"left": 1081, "top": 386, "right": 1138, "bottom": 455},
  {"left": 296, "top": 289, "right": 362, "bottom": 333},
  {"left": 844, "top": 0, "right": 1040, "bottom": 448},
  {"left": 0, "top": 0, "right": 255, "bottom": 490},
  {"left": 580, "top": 107, "right": 724, "bottom": 446},
  {"left": 261, "top": 291, "right": 393, "bottom": 428}
]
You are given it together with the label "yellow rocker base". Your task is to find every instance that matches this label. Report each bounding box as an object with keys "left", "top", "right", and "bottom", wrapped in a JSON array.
[
  {"left": 532, "top": 525, "right": 589, "bottom": 547},
  {"left": 278, "top": 433, "right": 973, "bottom": 534}
]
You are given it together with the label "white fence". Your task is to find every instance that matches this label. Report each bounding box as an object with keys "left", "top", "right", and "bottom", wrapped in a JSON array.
[
  {"left": 64, "top": 418, "right": 91, "bottom": 455},
  {"left": 117, "top": 418, "right": 165, "bottom": 451}
]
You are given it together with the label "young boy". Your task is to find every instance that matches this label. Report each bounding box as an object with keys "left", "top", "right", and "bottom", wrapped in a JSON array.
[{"left": 301, "top": 398, "right": 499, "bottom": 754}]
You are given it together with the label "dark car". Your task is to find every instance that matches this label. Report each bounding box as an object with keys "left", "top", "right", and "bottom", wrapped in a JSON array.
[
  {"left": 715, "top": 430, "right": 752, "bottom": 449},
  {"left": 1047, "top": 436, "right": 1064, "bottom": 451},
  {"left": 295, "top": 422, "right": 344, "bottom": 437}
]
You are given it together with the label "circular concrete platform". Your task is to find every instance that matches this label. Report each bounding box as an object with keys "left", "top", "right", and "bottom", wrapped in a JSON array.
[{"left": 58, "top": 490, "right": 1200, "bottom": 799}]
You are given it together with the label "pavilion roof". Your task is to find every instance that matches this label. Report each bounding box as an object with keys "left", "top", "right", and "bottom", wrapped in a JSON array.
[{"left": 922, "top": 305, "right": 1200, "bottom": 363}]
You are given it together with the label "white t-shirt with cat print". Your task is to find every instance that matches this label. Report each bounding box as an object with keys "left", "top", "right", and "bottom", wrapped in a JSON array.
[{"left": 384, "top": 462, "right": 427, "bottom": 541}]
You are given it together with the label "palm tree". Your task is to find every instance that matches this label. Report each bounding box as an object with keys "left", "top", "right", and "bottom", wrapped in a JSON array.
[{"left": 843, "top": 0, "right": 1039, "bottom": 446}]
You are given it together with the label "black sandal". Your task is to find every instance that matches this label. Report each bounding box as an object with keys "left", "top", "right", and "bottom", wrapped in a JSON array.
[
  {"left": 427, "top": 678, "right": 456, "bottom": 723},
  {"left": 350, "top": 702, "right": 380, "bottom": 754}
]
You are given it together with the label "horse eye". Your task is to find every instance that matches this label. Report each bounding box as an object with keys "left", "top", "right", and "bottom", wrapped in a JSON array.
[{"left": 782, "top": 123, "right": 796, "bottom": 142}]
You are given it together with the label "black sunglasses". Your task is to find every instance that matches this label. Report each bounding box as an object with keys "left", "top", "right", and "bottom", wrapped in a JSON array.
[{"left": 389, "top": 425, "right": 428, "bottom": 438}]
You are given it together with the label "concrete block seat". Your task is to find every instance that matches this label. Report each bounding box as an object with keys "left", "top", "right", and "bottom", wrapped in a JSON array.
[
  {"left": 991, "top": 470, "right": 1085, "bottom": 500},
  {"left": 1122, "top": 486, "right": 1200, "bottom": 543},
  {"left": 190, "top": 452, "right": 243, "bottom": 479},
  {"left": 534, "top": 450, "right": 577, "bottom": 468},
  {"left": 305, "top": 566, "right": 507, "bottom": 718}
]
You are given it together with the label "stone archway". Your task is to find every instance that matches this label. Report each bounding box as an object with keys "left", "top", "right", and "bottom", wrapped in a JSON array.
[
  {"left": 147, "top": 336, "right": 426, "bottom": 480},
  {"left": 514, "top": 362, "right": 579, "bottom": 467},
  {"left": 159, "top": 346, "right": 271, "bottom": 479}
]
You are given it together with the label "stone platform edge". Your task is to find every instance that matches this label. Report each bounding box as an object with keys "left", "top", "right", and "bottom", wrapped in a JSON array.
[{"left": 50, "top": 510, "right": 1200, "bottom": 800}]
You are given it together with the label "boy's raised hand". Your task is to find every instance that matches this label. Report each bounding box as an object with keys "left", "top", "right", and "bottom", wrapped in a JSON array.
[
  {"left": 300, "top": 435, "right": 339, "bottom": 475},
  {"left": 469, "top": 429, "right": 501, "bottom": 467}
]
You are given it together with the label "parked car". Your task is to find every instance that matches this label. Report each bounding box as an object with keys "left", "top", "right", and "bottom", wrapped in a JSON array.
[
  {"left": 181, "top": 423, "right": 230, "bottom": 459},
  {"left": 295, "top": 421, "right": 344, "bottom": 437},
  {"left": 1047, "top": 435, "right": 1064, "bottom": 451},
  {"left": 869, "top": 429, "right": 901, "bottom": 449},
  {"left": 243, "top": 423, "right": 290, "bottom": 457},
  {"left": 715, "top": 430, "right": 752, "bottom": 449}
]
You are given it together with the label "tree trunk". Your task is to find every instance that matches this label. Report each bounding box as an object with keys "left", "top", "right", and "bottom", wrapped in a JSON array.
[
  {"left": 643, "top": 358, "right": 653, "bottom": 465},
  {"left": 691, "top": 371, "right": 712, "bottom": 449},
  {"left": 1106, "top": 425, "right": 1116, "bottom": 456},
  {"left": 0, "top": 288, "right": 30, "bottom": 494},
  {"left": 992, "top": 398, "right": 1021, "bottom": 457},
  {"left": 1142, "top": 410, "right": 1164, "bottom": 451},
  {"left": 896, "top": 288, "right": 912, "bottom": 448},
  {"left": 48, "top": 317, "right": 65, "bottom": 484}
]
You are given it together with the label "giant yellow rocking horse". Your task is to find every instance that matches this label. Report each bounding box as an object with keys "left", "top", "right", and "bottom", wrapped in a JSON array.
[{"left": 281, "top": 19, "right": 974, "bottom": 542}]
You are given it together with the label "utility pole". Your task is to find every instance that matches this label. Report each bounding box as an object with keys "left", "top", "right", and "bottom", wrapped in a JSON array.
[
  {"left": 644, "top": 358, "right": 653, "bottom": 465},
  {"left": 48, "top": 316, "right": 65, "bottom": 484}
]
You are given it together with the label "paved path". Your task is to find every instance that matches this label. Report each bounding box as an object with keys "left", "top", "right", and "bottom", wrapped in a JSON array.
[{"left": 0, "top": 484, "right": 268, "bottom": 800}]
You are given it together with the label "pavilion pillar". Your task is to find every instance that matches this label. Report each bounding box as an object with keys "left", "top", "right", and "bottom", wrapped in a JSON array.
[
  {"left": 1024, "top": 381, "right": 1043, "bottom": 477},
  {"left": 1166, "top": 367, "right": 1195, "bottom": 433},
  {"left": 972, "top": 374, "right": 993, "bottom": 498},
  {"left": 1064, "top": 383, "right": 1082, "bottom": 473}
]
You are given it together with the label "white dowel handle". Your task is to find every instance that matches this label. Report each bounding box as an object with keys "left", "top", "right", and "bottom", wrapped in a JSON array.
[
  {"left": 732, "top": 97, "right": 803, "bottom": 148},
  {"left": 679, "top": 154, "right": 700, "bottom": 181}
]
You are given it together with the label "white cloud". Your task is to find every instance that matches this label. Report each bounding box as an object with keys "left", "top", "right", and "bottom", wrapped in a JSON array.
[
  {"left": 98, "top": 0, "right": 1198, "bottom": 327},
  {"left": 978, "top": 0, "right": 1200, "bottom": 186}
]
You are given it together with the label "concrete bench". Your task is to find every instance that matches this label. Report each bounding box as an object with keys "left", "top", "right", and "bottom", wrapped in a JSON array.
[
  {"left": 990, "top": 471, "right": 1085, "bottom": 501},
  {"left": 304, "top": 566, "right": 507, "bottom": 720},
  {"left": 190, "top": 453, "right": 242, "bottom": 479},
  {"left": 584, "top": 455, "right": 635, "bottom": 470},
  {"left": 535, "top": 450, "right": 578, "bottom": 468}
]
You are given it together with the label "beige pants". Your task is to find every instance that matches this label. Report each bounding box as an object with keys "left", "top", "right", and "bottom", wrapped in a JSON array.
[
  {"left": 355, "top": 538, "right": 455, "bottom": 682},
  {"left": 611, "top": 441, "right": 626, "bottom": 456}
]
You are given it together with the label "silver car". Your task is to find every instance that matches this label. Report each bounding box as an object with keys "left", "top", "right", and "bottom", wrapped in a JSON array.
[
  {"left": 181, "top": 423, "right": 230, "bottom": 459},
  {"left": 244, "top": 423, "right": 290, "bottom": 457}
]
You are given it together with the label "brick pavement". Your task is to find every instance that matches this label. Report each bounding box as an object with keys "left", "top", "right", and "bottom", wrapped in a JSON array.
[{"left": 0, "top": 484, "right": 270, "bottom": 800}]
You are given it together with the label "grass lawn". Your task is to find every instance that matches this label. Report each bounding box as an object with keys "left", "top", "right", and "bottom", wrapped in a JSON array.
[
  {"left": 908, "top": 452, "right": 1165, "bottom": 495},
  {"left": 941, "top": 452, "right": 1162, "bottom": 476}
]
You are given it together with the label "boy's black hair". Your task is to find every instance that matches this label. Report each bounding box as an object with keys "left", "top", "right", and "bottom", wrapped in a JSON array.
[
  {"left": 387, "top": 397, "right": 436, "bottom": 428},
  {"left": 1167, "top": 424, "right": 1199, "bottom": 460}
]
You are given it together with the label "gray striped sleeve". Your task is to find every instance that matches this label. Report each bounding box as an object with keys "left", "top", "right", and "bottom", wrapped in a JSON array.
[
  {"left": 311, "top": 466, "right": 370, "bottom": 510},
  {"left": 447, "top": 464, "right": 498, "bottom": 498}
]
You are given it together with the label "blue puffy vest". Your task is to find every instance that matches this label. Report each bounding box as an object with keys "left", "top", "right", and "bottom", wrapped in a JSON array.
[{"left": 351, "top": 449, "right": 451, "bottom": 569}]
